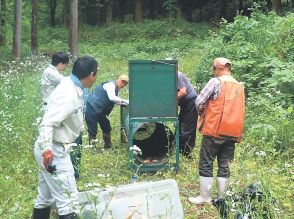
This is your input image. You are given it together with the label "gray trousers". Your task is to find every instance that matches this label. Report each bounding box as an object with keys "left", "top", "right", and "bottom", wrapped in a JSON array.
[
  {"left": 199, "top": 136, "right": 235, "bottom": 178},
  {"left": 34, "top": 143, "right": 79, "bottom": 215}
]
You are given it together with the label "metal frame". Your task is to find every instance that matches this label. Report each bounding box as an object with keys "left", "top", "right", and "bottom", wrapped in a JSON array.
[
  {"left": 123, "top": 60, "right": 180, "bottom": 173},
  {"left": 128, "top": 117, "right": 179, "bottom": 172}
]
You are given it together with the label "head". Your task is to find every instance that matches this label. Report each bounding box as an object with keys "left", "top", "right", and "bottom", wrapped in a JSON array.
[
  {"left": 212, "top": 57, "right": 232, "bottom": 77},
  {"left": 115, "top": 74, "right": 129, "bottom": 89},
  {"left": 51, "top": 52, "right": 69, "bottom": 72},
  {"left": 72, "top": 56, "right": 98, "bottom": 88}
]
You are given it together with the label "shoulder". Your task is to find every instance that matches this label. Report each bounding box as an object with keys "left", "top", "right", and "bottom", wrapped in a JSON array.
[
  {"left": 54, "top": 78, "right": 74, "bottom": 94},
  {"left": 177, "top": 71, "right": 186, "bottom": 79},
  {"left": 207, "top": 77, "right": 220, "bottom": 85},
  {"left": 103, "top": 81, "right": 115, "bottom": 89}
]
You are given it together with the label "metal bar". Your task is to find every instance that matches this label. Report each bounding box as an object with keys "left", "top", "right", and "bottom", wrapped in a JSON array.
[
  {"left": 175, "top": 120, "right": 180, "bottom": 171},
  {"left": 130, "top": 117, "right": 178, "bottom": 122}
]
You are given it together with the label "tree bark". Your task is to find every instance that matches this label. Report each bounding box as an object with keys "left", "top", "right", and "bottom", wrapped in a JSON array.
[
  {"left": 31, "top": 0, "right": 38, "bottom": 55},
  {"left": 106, "top": 1, "right": 113, "bottom": 25},
  {"left": 135, "top": 0, "right": 143, "bottom": 23},
  {"left": 63, "top": 0, "right": 69, "bottom": 27},
  {"left": 12, "top": 0, "right": 22, "bottom": 58},
  {"left": 49, "top": 0, "right": 57, "bottom": 27},
  {"left": 69, "top": 0, "right": 78, "bottom": 59},
  {"left": 0, "top": 0, "right": 7, "bottom": 46},
  {"left": 272, "top": 0, "right": 282, "bottom": 11}
]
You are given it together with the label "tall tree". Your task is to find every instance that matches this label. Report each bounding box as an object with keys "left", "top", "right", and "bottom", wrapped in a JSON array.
[
  {"left": 63, "top": 0, "right": 70, "bottom": 27},
  {"left": 106, "top": 0, "right": 113, "bottom": 25},
  {"left": 12, "top": 0, "right": 22, "bottom": 58},
  {"left": 49, "top": 0, "right": 57, "bottom": 27},
  {"left": 272, "top": 0, "right": 281, "bottom": 11},
  {"left": 0, "top": 0, "right": 6, "bottom": 46},
  {"left": 135, "top": 0, "right": 143, "bottom": 23},
  {"left": 31, "top": 0, "right": 38, "bottom": 54},
  {"left": 69, "top": 0, "right": 78, "bottom": 59}
]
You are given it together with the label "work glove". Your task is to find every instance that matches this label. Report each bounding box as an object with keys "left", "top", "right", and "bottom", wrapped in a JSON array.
[
  {"left": 121, "top": 99, "right": 129, "bottom": 106},
  {"left": 42, "top": 150, "right": 56, "bottom": 174}
]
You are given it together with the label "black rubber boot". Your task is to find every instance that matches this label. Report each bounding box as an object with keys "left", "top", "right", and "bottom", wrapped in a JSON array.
[
  {"left": 59, "top": 212, "right": 78, "bottom": 219},
  {"left": 102, "top": 131, "right": 112, "bottom": 149},
  {"left": 32, "top": 207, "right": 50, "bottom": 219}
]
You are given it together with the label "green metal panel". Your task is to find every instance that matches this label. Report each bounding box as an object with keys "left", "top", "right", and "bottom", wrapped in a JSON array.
[{"left": 129, "top": 60, "right": 178, "bottom": 118}]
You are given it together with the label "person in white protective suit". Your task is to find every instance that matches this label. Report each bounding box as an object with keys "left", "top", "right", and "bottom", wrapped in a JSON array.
[
  {"left": 41, "top": 51, "right": 69, "bottom": 106},
  {"left": 32, "top": 56, "right": 98, "bottom": 219}
]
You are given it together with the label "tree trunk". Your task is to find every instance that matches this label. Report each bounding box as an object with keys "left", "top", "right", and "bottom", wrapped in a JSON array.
[
  {"left": 0, "top": 0, "right": 7, "bottom": 46},
  {"left": 49, "top": 0, "right": 57, "bottom": 27},
  {"left": 12, "top": 0, "right": 22, "bottom": 58},
  {"left": 63, "top": 0, "right": 69, "bottom": 27},
  {"left": 31, "top": 0, "right": 38, "bottom": 55},
  {"left": 106, "top": 1, "right": 113, "bottom": 25},
  {"left": 135, "top": 0, "right": 143, "bottom": 23},
  {"left": 69, "top": 0, "right": 78, "bottom": 59},
  {"left": 272, "top": 0, "right": 282, "bottom": 11}
]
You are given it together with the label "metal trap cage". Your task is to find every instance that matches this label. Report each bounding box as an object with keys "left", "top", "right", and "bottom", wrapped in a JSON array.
[{"left": 121, "top": 60, "right": 179, "bottom": 172}]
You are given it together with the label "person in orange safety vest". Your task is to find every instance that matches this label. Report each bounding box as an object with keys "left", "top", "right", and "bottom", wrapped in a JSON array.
[{"left": 188, "top": 57, "right": 245, "bottom": 206}]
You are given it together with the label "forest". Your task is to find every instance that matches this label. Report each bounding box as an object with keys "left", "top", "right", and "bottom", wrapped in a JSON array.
[{"left": 0, "top": 0, "right": 293, "bottom": 218}]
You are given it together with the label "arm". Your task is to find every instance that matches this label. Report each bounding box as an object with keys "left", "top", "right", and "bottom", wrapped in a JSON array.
[
  {"left": 177, "top": 87, "right": 187, "bottom": 100},
  {"left": 177, "top": 72, "right": 188, "bottom": 100},
  {"left": 103, "top": 82, "right": 128, "bottom": 105},
  {"left": 195, "top": 78, "right": 220, "bottom": 115},
  {"left": 47, "top": 68, "right": 64, "bottom": 86},
  {"left": 38, "top": 90, "right": 74, "bottom": 152}
]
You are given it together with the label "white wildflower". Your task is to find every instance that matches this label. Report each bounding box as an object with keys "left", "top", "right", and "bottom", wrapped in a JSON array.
[
  {"left": 284, "top": 163, "right": 291, "bottom": 168},
  {"left": 5, "top": 176, "right": 11, "bottom": 180},
  {"left": 255, "top": 151, "right": 266, "bottom": 157},
  {"left": 130, "top": 145, "right": 142, "bottom": 155}
]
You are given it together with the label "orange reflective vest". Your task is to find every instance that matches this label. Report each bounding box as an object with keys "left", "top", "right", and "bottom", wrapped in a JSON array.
[{"left": 198, "top": 75, "right": 245, "bottom": 143}]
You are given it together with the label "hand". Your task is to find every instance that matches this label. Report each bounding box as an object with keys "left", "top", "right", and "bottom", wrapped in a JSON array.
[
  {"left": 42, "top": 150, "right": 56, "bottom": 173},
  {"left": 121, "top": 99, "right": 129, "bottom": 106},
  {"left": 177, "top": 87, "right": 187, "bottom": 99}
]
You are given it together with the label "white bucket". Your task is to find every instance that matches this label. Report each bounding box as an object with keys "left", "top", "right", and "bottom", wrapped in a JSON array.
[{"left": 79, "top": 179, "right": 184, "bottom": 219}]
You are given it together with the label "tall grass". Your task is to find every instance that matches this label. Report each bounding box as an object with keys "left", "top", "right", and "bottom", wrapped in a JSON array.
[{"left": 0, "top": 14, "right": 293, "bottom": 218}]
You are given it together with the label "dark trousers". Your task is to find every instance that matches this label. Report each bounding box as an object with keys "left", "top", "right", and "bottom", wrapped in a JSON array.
[
  {"left": 199, "top": 136, "right": 235, "bottom": 178},
  {"left": 179, "top": 97, "right": 198, "bottom": 156},
  {"left": 85, "top": 111, "right": 111, "bottom": 137},
  {"left": 70, "top": 134, "right": 82, "bottom": 180}
]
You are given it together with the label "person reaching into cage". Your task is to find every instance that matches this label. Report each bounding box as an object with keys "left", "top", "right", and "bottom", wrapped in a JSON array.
[
  {"left": 85, "top": 74, "right": 129, "bottom": 149},
  {"left": 177, "top": 71, "right": 198, "bottom": 158}
]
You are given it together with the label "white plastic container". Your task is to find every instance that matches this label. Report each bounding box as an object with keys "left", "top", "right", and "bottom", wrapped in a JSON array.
[{"left": 79, "top": 179, "right": 184, "bottom": 219}]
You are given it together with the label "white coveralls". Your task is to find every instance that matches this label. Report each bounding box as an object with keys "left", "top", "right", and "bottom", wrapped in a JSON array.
[
  {"left": 40, "top": 64, "right": 64, "bottom": 104},
  {"left": 34, "top": 77, "right": 83, "bottom": 215}
]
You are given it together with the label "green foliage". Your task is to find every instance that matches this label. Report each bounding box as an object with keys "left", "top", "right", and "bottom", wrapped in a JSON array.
[
  {"left": 0, "top": 13, "right": 294, "bottom": 218},
  {"left": 195, "top": 9, "right": 294, "bottom": 92}
]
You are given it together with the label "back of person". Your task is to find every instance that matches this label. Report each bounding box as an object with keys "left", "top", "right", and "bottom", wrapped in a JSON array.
[
  {"left": 87, "top": 81, "right": 118, "bottom": 115},
  {"left": 40, "top": 52, "right": 69, "bottom": 104},
  {"left": 177, "top": 71, "right": 197, "bottom": 106},
  {"left": 198, "top": 75, "right": 245, "bottom": 143}
]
